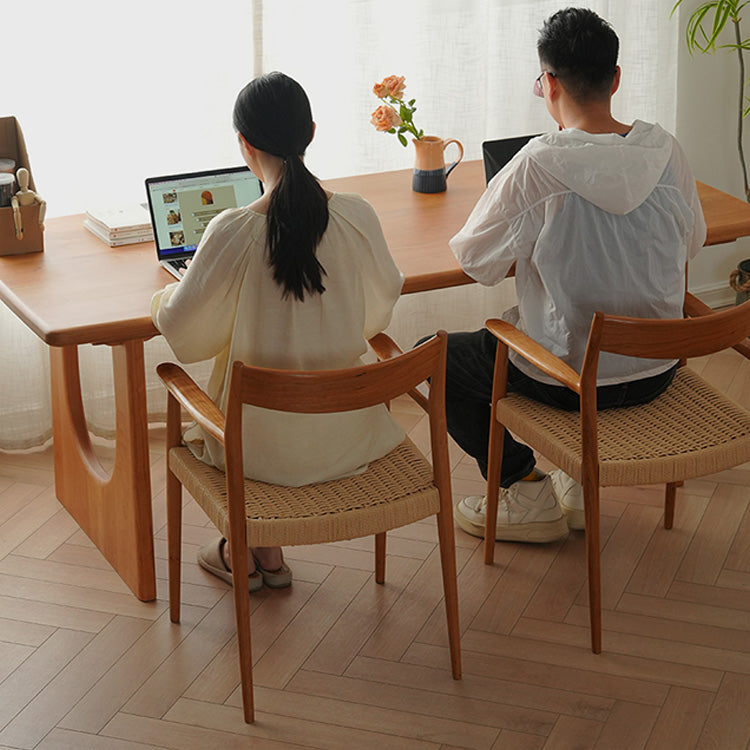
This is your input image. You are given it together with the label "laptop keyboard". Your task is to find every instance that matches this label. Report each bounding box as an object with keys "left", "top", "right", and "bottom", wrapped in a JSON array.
[
  {"left": 170, "top": 259, "right": 187, "bottom": 273},
  {"left": 162, "top": 259, "right": 189, "bottom": 279}
]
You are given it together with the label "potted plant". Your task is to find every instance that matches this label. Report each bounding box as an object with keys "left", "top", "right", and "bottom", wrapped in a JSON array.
[
  {"left": 673, "top": 0, "right": 750, "bottom": 200},
  {"left": 672, "top": 0, "right": 750, "bottom": 302}
]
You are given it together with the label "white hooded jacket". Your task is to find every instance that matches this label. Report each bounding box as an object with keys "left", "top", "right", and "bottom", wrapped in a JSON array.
[{"left": 450, "top": 120, "right": 707, "bottom": 385}]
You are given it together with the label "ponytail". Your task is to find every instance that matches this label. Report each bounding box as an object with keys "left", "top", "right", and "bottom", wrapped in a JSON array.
[
  {"left": 233, "top": 72, "right": 329, "bottom": 302},
  {"left": 266, "top": 156, "right": 329, "bottom": 301}
]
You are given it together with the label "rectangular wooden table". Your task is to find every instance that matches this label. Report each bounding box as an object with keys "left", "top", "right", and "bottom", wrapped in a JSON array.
[{"left": 1, "top": 159, "right": 748, "bottom": 600}]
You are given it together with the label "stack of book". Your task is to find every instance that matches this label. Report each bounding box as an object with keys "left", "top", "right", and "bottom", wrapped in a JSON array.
[{"left": 84, "top": 204, "right": 153, "bottom": 247}]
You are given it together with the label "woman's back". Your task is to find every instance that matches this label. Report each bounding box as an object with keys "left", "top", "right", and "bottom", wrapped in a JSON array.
[{"left": 153, "top": 191, "right": 405, "bottom": 485}]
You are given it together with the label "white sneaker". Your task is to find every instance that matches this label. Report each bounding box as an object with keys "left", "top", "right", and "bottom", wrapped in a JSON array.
[
  {"left": 454, "top": 475, "right": 569, "bottom": 543},
  {"left": 550, "top": 470, "right": 585, "bottom": 530}
]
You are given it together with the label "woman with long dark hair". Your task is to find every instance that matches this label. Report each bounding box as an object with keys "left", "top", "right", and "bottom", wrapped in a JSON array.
[{"left": 152, "top": 72, "right": 404, "bottom": 591}]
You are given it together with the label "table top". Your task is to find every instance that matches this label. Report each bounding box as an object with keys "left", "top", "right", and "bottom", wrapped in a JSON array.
[{"left": 1, "top": 160, "right": 748, "bottom": 347}]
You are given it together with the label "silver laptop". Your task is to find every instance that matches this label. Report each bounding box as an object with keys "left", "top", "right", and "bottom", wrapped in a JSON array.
[{"left": 145, "top": 166, "right": 263, "bottom": 279}]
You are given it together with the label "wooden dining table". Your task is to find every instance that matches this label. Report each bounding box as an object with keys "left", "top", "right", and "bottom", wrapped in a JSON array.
[{"left": 1, "top": 159, "right": 748, "bottom": 600}]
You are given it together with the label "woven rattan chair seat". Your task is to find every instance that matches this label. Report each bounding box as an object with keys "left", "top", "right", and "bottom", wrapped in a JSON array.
[
  {"left": 168, "top": 437, "right": 439, "bottom": 548},
  {"left": 497, "top": 367, "right": 750, "bottom": 487}
]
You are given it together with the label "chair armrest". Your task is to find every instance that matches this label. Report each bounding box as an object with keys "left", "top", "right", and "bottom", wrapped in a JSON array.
[
  {"left": 683, "top": 291, "right": 713, "bottom": 319},
  {"left": 368, "top": 333, "right": 430, "bottom": 412},
  {"left": 485, "top": 319, "right": 582, "bottom": 393},
  {"left": 368, "top": 332, "right": 404, "bottom": 362},
  {"left": 156, "top": 362, "right": 226, "bottom": 445},
  {"left": 684, "top": 292, "right": 750, "bottom": 360}
]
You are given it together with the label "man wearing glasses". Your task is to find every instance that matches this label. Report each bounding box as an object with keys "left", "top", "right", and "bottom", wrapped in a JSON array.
[{"left": 441, "top": 7, "right": 706, "bottom": 543}]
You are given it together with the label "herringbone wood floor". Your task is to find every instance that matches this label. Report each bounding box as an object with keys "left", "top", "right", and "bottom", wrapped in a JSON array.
[{"left": 0, "top": 349, "right": 748, "bottom": 750}]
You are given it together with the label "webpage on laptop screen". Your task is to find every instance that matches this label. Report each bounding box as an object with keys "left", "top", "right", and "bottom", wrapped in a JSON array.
[{"left": 148, "top": 169, "right": 261, "bottom": 257}]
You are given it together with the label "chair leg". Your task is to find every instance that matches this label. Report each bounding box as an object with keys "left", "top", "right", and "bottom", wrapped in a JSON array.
[
  {"left": 165, "top": 394, "right": 184, "bottom": 623},
  {"left": 664, "top": 482, "right": 677, "bottom": 529},
  {"left": 435, "top": 503, "right": 462, "bottom": 679},
  {"left": 375, "top": 532, "right": 386, "bottom": 584},
  {"left": 584, "top": 482, "right": 602, "bottom": 654},
  {"left": 228, "top": 529, "right": 255, "bottom": 723},
  {"left": 484, "top": 421, "right": 505, "bottom": 565},
  {"left": 165, "top": 466, "right": 183, "bottom": 623}
]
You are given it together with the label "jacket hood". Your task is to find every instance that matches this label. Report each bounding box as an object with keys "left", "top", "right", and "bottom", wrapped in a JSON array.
[{"left": 524, "top": 120, "right": 673, "bottom": 215}]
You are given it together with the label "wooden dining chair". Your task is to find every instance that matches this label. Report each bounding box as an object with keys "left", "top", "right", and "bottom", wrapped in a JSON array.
[
  {"left": 156, "top": 331, "right": 460, "bottom": 723},
  {"left": 481, "top": 300, "right": 750, "bottom": 653}
]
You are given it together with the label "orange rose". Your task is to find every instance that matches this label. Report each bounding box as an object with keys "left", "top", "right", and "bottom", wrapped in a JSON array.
[
  {"left": 371, "top": 104, "right": 402, "bottom": 132},
  {"left": 373, "top": 75, "right": 406, "bottom": 100},
  {"left": 383, "top": 75, "right": 406, "bottom": 99}
]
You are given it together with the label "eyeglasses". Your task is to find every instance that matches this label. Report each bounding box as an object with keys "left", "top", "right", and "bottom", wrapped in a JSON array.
[{"left": 533, "top": 70, "right": 556, "bottom": 98}]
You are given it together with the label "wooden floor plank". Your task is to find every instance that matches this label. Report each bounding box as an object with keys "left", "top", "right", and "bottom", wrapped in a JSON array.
[
  {"left": 491, "top": 730, "right": 545, "bottom": 750},
  {"left": 0, "top": 617, "right": 150, "bottom": 749},
  {"left": 58, "top": 604, "right": 208, "bottom": 734},
  {"left": 174, "top": 692, "right": 488, "bottom": 749},
  {"left": 402, "top": 642, "right": 670, "bottom": 706},
  {"left": 458, "top": 630, "right": 723, "bottom": 692},
  {"left": 540, "top": 715, "right": 602, "bottom": 749},
  {"left": 695, "top": 672, "right": 750, "bottom": 749},
  {"left": 251, "top": 566, "right": 370, "bottom": 689},
  {"left": 676, "top": 484, "right": 749, "bottom": 586},
  {"left": 37, "top": 727, "right": 167, "bottom": 750},
  {"left": 592, "top": 700, "right": 659, "bottom": 749},
  {"left": 644, "top": 687, "right": 714, "bottom": 750},
  {"left": 0, "top": 629, "right": 92, "bottom": 730},
  {"left": 471, "top": 540, "right": 564, "bottom": 635},
  {"left": 284, "top": 669, "right": 554, "bottom": 739},
  {"left": 343, "top": 656, "right": 614, "bottom": 721},
  {"left": 626, "top": 494, "right": 708, "bottom": 598}
]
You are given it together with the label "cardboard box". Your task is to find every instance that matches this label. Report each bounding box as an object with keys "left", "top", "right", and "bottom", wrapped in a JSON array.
[{"left": 0, "top": 116, "right": 44, "bottom": 256}]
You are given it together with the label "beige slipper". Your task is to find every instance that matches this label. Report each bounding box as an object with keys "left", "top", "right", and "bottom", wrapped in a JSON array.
[
  {"left": 198, "top": 537, "right": 264, "bottom": 592},
  {"left": 253, "top": 551, "right": 293, "bottom": 589}
]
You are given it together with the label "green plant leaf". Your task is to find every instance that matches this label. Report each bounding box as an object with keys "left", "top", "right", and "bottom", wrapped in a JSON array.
[
  {"left": 397, "top": 132, "right": 407, "bottom": 146},
  {"left": 685, "top": 2, "right": 727, "bottom": 53}
]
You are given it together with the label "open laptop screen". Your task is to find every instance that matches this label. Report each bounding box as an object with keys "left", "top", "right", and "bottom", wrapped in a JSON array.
[
  {"left": 145, "top": 166, "right": 263, "bottom": 261},
  {"left": 481, "top": 134, "right": 540, "bottom": 185}
]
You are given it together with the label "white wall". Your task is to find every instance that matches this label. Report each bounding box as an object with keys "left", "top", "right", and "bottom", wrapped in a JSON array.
[{"left": 674, "top": 1, "right": 749, "bottom": 305}]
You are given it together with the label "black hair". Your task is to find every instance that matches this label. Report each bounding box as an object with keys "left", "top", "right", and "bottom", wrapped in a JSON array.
[
  {"left": 233, "top": 71, "right": 328, "bottom": 301},
  {"left": 537, "top": 7, "right": 619, "bottom": 102}
]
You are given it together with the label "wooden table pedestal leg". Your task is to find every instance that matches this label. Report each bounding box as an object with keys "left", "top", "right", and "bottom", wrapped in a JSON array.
[{"left": 49, "top": 340, "right": 156, "bottom": 601}]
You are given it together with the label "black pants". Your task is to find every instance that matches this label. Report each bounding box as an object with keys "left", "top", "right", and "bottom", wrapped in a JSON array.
[{"left": 441, "top": 329, "right": 677, "bottom": 488}]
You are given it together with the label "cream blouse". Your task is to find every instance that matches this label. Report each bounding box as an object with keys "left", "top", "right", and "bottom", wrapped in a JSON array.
[{"left": 151, "top": 192, "right": 405, "bottom": 486}]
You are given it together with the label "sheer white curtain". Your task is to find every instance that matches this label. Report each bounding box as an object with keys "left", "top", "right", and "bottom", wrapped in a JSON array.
[
  {"left": 0, "top": 0, "right": 256, "bottom": 448},
  {"left": 0, "top": 0, "right": 678, "bottom": 450}
]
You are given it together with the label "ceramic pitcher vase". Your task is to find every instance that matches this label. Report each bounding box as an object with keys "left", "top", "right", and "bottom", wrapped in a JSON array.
[{"left": 412, "top": 136, "right": 464, "bottom": 193}]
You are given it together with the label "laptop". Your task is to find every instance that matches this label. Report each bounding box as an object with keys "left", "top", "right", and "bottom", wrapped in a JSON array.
[
  {"left": 481, "top": 134, "right": 541, "bottom": 185},
  {"left": 145, "top": 166, "right": 263, "bottom": 279}
]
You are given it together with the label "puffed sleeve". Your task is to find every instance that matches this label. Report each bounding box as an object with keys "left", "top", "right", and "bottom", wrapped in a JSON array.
[
  {"left": 449, "top": 154, "right": 537, "bottom": 286},
  {"left": 151, "top": 209, "right": 258, "bottom": 362},
  {"left": 356, "top": 200, "right": 404, "bottom": 339}
]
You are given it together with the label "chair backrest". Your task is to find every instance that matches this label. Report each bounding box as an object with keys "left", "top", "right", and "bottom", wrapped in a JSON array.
[
  {"left": 582, "top": 299, "right": 750, "bottom": 376},
  {"left": 222, "top": 331, "right": 450, "bottom": 497},
  {"left": 226, "top": 330, "right": 447, "bottom": 415}
]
